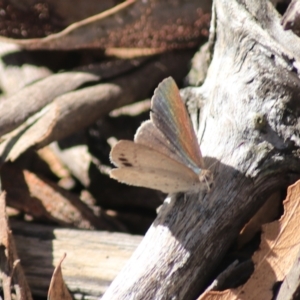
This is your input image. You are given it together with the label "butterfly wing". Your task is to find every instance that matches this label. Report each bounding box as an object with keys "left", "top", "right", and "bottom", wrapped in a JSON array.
[
  {"left": 110, "top": 140, "right": 202, "bottom": 193},
  {"left": 135, "top": 120, "right": 183, "bottom": 164},
  {"left": 150, "top": 77, "right": 205, "bottom": 172}
]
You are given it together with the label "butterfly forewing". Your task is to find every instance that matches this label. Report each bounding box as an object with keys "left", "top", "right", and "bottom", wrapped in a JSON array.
[{"left": 150, "top": 77, "right": 204, "bottom": 171}]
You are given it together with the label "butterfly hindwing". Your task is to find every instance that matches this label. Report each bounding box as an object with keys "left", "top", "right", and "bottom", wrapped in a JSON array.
[
  {"left": 110, "top": 140, "right": 200, "bottom": 193},
  {"left": 134, "top": 120, "right": 185, "bottom": 165},
  {"left": 111, "top": 167, "right": 199, "bottom": 194}
]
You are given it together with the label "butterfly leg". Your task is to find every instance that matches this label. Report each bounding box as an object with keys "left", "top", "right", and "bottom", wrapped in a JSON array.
[{"left": 184, "top": 193, "right": 188, "bottom": 204}]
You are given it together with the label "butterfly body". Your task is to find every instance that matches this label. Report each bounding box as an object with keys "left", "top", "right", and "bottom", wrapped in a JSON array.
[{"left": 110, "top": 77, "right": 213, "bottom": 194}]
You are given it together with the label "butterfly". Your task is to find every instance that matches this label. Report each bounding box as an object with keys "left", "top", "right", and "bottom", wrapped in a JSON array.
[{"left": 109, "top": 77, "right": 213, "bottom": 194}]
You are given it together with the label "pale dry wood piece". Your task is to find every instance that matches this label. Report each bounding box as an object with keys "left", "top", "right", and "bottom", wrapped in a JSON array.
[
  {"left": 9, "top": 220, "right": 142, "bottom": 299},
  {"left": 0, "top": 71, "right": 99, "bottom": 137},
  {"left": 0, "top": 192, "right": 33, "bottom": 300},
  {"left": 109, "top": 99, "right": 151, "bottom": 117},
  {"left": 0, "top": 42, "right": 52, "bottom": 94},
  {"left": 186, "top": 42, "right": 212, "bottom": 86},
  {"left": 102, "top": 0, "right": 300, "bottom": 299},
  {"left": 37, "top": 146, "right": 71, "bottom": 179},
  {"left": 0, "top": 40, "right": 148, "bottom": 96},
  {"left": 49, "top": 141, "right": 93, "bottom": 187}
]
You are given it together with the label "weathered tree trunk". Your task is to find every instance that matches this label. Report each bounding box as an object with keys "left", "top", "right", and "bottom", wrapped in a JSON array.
[{"left": 102, "top": 1, "right": 300, "bottom": 299}]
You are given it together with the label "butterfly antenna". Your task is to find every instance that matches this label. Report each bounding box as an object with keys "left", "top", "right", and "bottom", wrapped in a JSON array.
[
  {"left": 207, "top": 159, "right": 219, "bottom": 171},
  {"left": 204, "top": 175, "right": 211, "bottom": 192}
]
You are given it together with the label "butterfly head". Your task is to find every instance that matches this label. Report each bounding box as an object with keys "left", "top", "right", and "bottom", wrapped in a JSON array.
[{"left": 199, "top": 169, "right": 214, "bottom": 191}]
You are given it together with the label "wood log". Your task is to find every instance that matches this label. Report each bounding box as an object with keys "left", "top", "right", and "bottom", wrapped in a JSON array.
[
  {"left": 10, "top": 220, "right": 142, "bottom": 299},
  {"left": 102, "top": 1, "right": 300, "bottom": 299}
]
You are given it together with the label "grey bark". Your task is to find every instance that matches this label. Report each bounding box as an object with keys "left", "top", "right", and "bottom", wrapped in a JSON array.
[{"left": 102, "top": 1, "right": 300, "bottom": 299}]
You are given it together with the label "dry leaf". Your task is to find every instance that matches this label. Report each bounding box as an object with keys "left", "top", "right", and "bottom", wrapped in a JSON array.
[
  {"left": 198, "top": 180, "right": 300, "bottom": 300},
  {"left": 37, "top": 146, "right": 71, "bottom": 179},
  {"left": 0, "top": 0, "right": 211, "bottom": 51},
  {"left": 48, "top": 253, "right": 73, "bottom": 300},
  {"left": 0, "top": 191, "right": 33, "bottom": 300},
  {"left": 276, "top": 246, "right": 300, "bottom": 299},
  {"left": 238, "top": 192, "right": 281, "bottom": 248}
]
